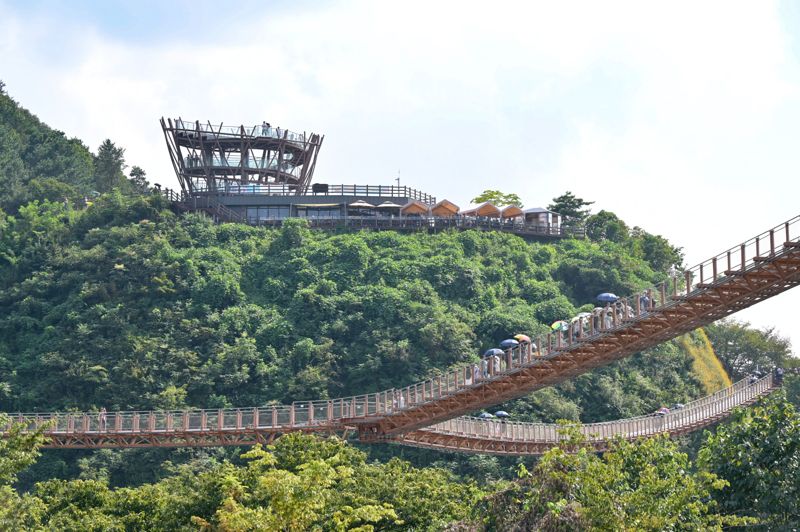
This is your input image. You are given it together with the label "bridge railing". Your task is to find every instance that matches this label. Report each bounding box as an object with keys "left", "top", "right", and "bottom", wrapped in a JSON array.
[
  {"left": 419, "top": 373, "right": 774, "bottom": 443},
  {"left": 4, "top": 215, "right": 797, "bottom": 438},
  {"left": 681, "top": 215, "right": 800, "bottom": 294},
  {"left": 319, "top": 213, "right": 797, "bottom": 423},
  {"left": 171, "top": 119, "right": 308, "bottom": 143},
  {"left": 3, "top": 373, "right": 771, "bottom": 443}
]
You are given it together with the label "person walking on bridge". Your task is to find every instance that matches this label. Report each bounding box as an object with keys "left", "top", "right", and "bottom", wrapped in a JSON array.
[{"left": 98, "top": 407, "right": 107, "bottom": 432}]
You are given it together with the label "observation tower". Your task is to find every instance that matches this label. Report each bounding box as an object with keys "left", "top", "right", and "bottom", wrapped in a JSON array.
[{"left": 160, "top": 118, "right": 323, "bottom": 195}]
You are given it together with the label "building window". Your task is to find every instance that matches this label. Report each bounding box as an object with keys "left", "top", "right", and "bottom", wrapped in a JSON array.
[
  {"left": 297, "top": 207, "right": 341, "bottom": 219},
  {"left": 246, "top": 206, "right": 290, "bottom": 222}
]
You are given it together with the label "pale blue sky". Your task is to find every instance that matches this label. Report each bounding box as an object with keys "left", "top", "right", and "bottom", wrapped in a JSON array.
[{"left": 2, "top": 0, "right": 799, "bottom": 355}]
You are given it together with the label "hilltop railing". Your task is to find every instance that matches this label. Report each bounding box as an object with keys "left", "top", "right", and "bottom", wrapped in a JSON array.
[
  {"left": 185, "top": 183, "right": 436, "bottom": 203},
  {"left": 171, "top": 119, "right": 308, "bottom": 143},
  {"left": 246, "top": 216, "right": 582, "bottom": 238}
]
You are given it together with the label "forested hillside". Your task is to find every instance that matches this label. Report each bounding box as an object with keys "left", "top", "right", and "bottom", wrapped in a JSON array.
[
  {"left": 0, "top": 85, "right": 148, "bottom": 213},
  {"left": 1, "top": 88, "right": 798, "bottom": 528},
  {"left": 0, "top": 192, "right": 697, "bottom": 414}
]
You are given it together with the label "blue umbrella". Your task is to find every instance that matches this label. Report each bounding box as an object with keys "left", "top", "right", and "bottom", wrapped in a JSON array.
[
  {"left": 478, "top": 412, "right": 495, "bottom": 419},
  {"left": 484, "top": 348, "right": 503, "bottom": 357},
  {"left": 499, "top": 338, "right": 519, "bottom": 349},
  {"left": 597, "top": 292, "right": 619, "bottom": 303},
  {"left": 494, "top": 410, "right": 510, "bottom": 418}
]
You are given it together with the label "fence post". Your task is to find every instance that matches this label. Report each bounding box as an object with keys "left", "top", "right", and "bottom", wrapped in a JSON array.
[{"left": 770, "top": 229, "right": 775, "bottom": 256}]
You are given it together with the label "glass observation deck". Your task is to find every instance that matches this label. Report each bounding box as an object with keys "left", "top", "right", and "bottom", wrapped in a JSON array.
[
  {"left": 161, "top": 117, "right": 324, "bottom": 195},
  {"left": 172, "top": 119, "right": 308, "bottom": 144}
]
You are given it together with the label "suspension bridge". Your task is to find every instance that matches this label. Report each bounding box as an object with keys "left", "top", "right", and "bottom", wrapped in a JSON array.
[{"left": 3, "top": 215, "right": 799, "bottom": 455}]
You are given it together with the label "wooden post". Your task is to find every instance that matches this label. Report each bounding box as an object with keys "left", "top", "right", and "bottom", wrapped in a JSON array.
[
  {"left": 712, "top": 257, "right": 717, "bottom": 280},
  {"left": 308, "top": 404, "right": 314, "bottom": 425},
  {"left": 252, "top": 408, "right": 259, "bottom": 428},
  {"left": 236, "top": 410, "right": 242, "bottom": 430},
  {"left": 289, "top": 405, "right": 295, "bottom": 427},
  {"left": 786, "top": 222, "right": 791, "bottom": 243},
  {"left": 740, "top": 244, "right": 746, "bottom": 269},
  {"left": 272, "top": 407, "right": 278, "bottom": 427},
  {"left": 756, "top": 236, "right": 760, "bottom": 258},
  {"left": 685, "top": 271, "right": 692, "bottom": 294},
  {"left": 770, "top": 230, "right": 775, "bottom": 256},
  {"left": 699, "top": 263, "right": 704, "bottom": 284}
]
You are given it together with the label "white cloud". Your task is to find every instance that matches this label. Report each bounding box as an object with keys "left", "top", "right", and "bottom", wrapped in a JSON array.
[{"left": 1, "top": 0, "right": 798, "bottom": 352}]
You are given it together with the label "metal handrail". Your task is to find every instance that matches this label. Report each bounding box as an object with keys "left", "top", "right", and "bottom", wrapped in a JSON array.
[
  {"left": 418, "top": 373, "right": 773, "bottom": 443},
  {"left": 171, "top": 119, "right": 308, "bottom": 143},
  {"left": 2, "top": 374, "right": 773, "bottom": 442},
  {"left": 187, "top": 183, "right": 437, "bottom": 203}
]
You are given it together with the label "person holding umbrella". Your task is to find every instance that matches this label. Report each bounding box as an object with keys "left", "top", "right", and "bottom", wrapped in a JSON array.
[
  {"left": 596, "top": 292, "right": 619, "bottom": 303},
  {"left": 515, "top": 333, "right": 533, "bottom": 360},
  {"left": 500, "top": 338, "right": 519, "bottom": 370}
]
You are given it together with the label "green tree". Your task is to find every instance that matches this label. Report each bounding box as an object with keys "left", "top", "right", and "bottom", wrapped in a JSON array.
[
  {"left": 585, "top": 210, "right": 629, "bottom": 242},
  {"left": 128, "top": 165, "right": 149, "bottom": 194},
  {"left": 93, "top": 139, "right": 126, "bottom": 192},
  {"left": 0, "top": 414, "right": 49, "bottom": 529},
  {"left": 704, "top": 320, "right": 792, "bottom": 379},
  {"left": 470, "top": 189, "right": 523, "bottom": 207},
  {"left": 486, "top": 427, "right": 747, "bottom": 530},
  {"left": 548, "top": 191, "right": 594, "bottom": 221},
  {"left": 698, "top": 393, "right": 800, "bottom": 528}
]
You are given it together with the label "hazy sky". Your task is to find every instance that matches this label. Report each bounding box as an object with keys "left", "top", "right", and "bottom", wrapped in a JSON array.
[{"left": 2, "top": 0, "right": 799, "bottom": 355}]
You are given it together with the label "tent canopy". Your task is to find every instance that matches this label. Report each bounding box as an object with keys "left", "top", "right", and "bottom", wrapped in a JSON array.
[
  {"left": 431, "top": 199, "right": 460, "bottom": 217},
  {"left": 462, "top": 202, "right": 500, "bottom": 217},
  {"left": 501, "top": 205, "right": 524, "bottom": 218},
  {"left": 400, "top": 200, "right": 429, "bottom": 215},
  {"left": 348, "top": 200, "right": 375, "bottom": 208}
]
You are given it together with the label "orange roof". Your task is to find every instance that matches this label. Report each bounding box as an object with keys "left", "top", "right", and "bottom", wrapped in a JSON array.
[
  {"left": 431, "top": 199, "right": 460, "bottom": 217},
  {"left": 400, "top": 200, "right": 429, "bottom": 215},
  {"left": 462, "top": 202, "right": 500, "bottom": 217},
  {"left": 500, "top": 205, "right": 524, "bottom": 218}
]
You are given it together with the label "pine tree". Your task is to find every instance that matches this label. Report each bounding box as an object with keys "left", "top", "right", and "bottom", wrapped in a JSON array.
[{"left": 93, "top": 139, "right": 126, "bottom": 192}]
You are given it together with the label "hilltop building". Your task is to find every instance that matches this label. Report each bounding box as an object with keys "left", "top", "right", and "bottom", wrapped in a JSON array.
[{"left": 160, "top": 118, "right": 579, "bottom": 237}]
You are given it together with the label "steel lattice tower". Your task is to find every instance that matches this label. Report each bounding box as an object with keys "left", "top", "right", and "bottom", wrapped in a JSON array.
[{"left": 160, "top": 118, "right": 323, "bottom": 195}]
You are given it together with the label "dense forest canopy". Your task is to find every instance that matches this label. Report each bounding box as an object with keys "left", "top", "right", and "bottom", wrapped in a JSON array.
[
  {"left": 0, "top": 86, "right": 798, "bottom": 528},
  {"left": 0, "top": 86, "right": 148, "bottom": 213}
]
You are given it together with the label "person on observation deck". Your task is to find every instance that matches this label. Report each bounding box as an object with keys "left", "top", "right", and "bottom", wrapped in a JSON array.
[{"left": 775, "top": 367, "right": 784, "bottom": 386}]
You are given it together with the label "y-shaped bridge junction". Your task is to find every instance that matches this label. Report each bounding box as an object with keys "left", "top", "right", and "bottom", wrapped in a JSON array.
[{"left": 3, "top": 215, "right": 799, "bottom": 454}]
